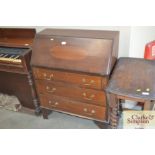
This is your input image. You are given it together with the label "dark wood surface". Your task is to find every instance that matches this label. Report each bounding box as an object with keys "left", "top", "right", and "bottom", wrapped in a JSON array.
[
  {"left": 0, "top": 28, "right": 36, "bottom": 48},
  {"left": 33, "top": 67, "right": 108, "bottom": 90},
  {"left": 31, "top": 29, "right": 119, "bottom": 126},
  {"left": 40, "top": 94, "right": 106, "bottom": 121},
  {"left": 35, "top": 79, "right": 106, "bottom": 106},
  {"left": 32, "top": 29, "right": 119, "bottom": 75},
  {"left": 0, "top": 71, "right": 35, "bottom": 109},
  {"left": 106, "top": 57, "right": 155, "bottom": 100},
  {"left": 106, "top": 57, "right": 155, "bottom": 128}
]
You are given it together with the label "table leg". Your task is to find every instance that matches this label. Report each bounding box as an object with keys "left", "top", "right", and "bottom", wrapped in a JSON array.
[
  {"left": 27, "top": 72, "right": 41, "bottom": 115},
  {"left": 144, "top": 100, "right": 152, "bottom": 110},
  {"left": 42, "top": 108, "right": 53, "bottom": 119},
  {"left": 108, "top": 94, "right": 119, "bottom": 129}
]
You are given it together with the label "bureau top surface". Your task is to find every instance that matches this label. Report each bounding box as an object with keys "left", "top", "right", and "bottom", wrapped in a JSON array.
[
  {"left": 37, "top": 29, "right": 119, "bottom": 39},
  {"left": 32, "top": 29, "right": 119, "bottom": 76},
  {"left": 106, "top": 57, "right": 155, "bottom": 100}
]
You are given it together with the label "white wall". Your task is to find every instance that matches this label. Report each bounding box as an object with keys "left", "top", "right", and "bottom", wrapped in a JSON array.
[{"left": 129, "top": 27, "right": 155, "bottom": 58}]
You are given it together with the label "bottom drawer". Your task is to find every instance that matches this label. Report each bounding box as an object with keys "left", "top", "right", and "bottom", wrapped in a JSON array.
[{"left": 39, "top": 94, "right": 106, "bottom": 121}]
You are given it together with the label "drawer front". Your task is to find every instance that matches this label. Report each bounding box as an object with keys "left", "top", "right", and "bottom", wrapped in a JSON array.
[
  {"left": 39, "top": 94, "right": 106, "bottom": 121},
  {"left": 36, "top": 80, "right": 106, "bottom": 106},
  {"left": 33, "top": 67, "right": 108, "bottom": 89}
]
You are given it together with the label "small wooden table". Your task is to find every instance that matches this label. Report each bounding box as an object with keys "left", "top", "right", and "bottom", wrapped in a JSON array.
[{"left": 106, "top": 58, "right": 155, "bottom": 129}]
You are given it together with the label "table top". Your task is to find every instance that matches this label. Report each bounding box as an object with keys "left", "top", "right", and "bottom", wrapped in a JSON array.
[{"left": 106, "top": 57, "right": 155, "bottom": 100}]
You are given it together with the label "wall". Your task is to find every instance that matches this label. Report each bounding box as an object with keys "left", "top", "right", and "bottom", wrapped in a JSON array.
[{"left": 129, "top": 27, "right": 155, "bottom": 58}]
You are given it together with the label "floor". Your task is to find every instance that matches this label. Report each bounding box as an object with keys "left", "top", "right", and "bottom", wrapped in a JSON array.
[{"left": 0, "top": 108, "right": 122, "bottom": 129}]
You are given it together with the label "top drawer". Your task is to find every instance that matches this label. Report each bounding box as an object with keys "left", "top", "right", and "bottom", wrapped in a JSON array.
[{"left": 33, "top": 67, "right": 108, "bottom": 90}]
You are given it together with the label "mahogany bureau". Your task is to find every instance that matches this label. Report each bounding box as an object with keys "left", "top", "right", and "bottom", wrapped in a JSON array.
[{"left": 31, "top": 29, "right": 119, "bottom": 128}]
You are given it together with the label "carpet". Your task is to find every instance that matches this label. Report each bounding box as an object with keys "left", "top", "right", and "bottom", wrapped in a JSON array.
[
  {"left": 0, "top": 93, "right": 123, "bottom": 129},
  {"left": 0, "top": 108, "right": 122, "bottom": 129}
]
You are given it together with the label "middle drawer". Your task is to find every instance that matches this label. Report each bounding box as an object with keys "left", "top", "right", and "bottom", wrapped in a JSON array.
[{"left": 35, "top": 80, "right": 106, "bottom": 107}]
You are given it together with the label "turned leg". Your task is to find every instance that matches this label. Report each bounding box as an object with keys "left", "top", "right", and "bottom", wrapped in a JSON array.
[
  {"left": 42, "top": 108, "right": 53, "bottom": 119},
  {"left": 144, "top": 100, "right": 152, "bottom": 110},
  {"left": 110, "top": 107, "right": 119, "bottom": 129},
  {"left": 107, "top": 93, "right": 119, "bottom": 129},
  {"left": 93, "top": 121, "right": 110, "bottom": 129},
  {"left": 42, "top": 108, "right": 49, "bottom": 119},
  {"left": 27, "top": 72, "right": 41, "bottom": 115}
]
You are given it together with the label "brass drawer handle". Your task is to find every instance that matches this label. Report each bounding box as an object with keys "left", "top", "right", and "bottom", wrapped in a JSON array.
[
  {"left": 46, "top": 86, "right": 56, "bottom": 93},
  {"left": 61, "top": 41, "right": 67, "bottom": 45},
  {"left": 83, "top": 108, "right": 88, "bottom": 112},
  {"left": 83, "top": 108, "right": 95, "bottom": 116},
  {"left": 82, "top": 93, "right": 95, "bottom": 101},
  {"left": 82, "top": 78, "right": 95, "bottom": 86},
  {"left": 43, "top": 73, "right": 54, "bottom": 81},
  {"left": 91, "top": 110, "right": 96, "bottom": 114},
  {"left": 49, "top": 101, "right": 59, "bottom": 107}
]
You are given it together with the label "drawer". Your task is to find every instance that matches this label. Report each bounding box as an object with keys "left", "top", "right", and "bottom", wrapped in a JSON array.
[
  {"left": 33, "top": 67, "right": 108, "bottom": 90},
  {"left": 36, "top": 80, "right": 106, "bottom": 107},
  {"left": 39, "top": 94, "right": 106, "bottom": 121}
]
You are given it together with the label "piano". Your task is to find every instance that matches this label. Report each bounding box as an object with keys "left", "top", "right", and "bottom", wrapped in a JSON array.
[
  {"left": 0, "top": 28, "right": 40, "bottom": 114},
  {"left": 0, "top": 47, "right": 24, "bottom": 64}
]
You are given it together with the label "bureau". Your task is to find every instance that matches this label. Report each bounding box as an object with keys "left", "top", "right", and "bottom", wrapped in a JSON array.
[{"left": 31, "top": 29, "right": 119, "bottom": 128}]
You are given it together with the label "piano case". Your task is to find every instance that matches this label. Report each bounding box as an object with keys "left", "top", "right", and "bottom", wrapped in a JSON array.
[{"left": 0, "top": 28, "right": 40, "bottom": 114}]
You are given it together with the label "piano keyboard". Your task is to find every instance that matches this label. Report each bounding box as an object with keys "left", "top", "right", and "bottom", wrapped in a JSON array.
[
  {"left": 0, "top": 53, "right": 21, "bottom": 64},
  {"left": 0, "top": 47, "right": 28, "bottom": 65}
]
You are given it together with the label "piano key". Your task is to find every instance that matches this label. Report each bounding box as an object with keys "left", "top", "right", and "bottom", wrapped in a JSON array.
[
  {"left": 9, "top": 55, "right": 15, "bottom": 58},
  {"left": 0, "top": 55, "right": 21, "bottom": 64},
  {"left": 0, "top": 47, "right": 26, "bottom": 65},
  {"left": 3, "top": 54, "right": 8, "bottom": 58},
  {"left": 13, "top": 55, "right": 20, "bottom": 59}
]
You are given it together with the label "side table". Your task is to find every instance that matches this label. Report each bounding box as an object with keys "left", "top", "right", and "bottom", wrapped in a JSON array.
[{"left": 106, "top": 58, "right": 155, "bottom": 129}]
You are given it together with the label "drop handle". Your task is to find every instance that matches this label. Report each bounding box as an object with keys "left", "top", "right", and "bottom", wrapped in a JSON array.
[
  {"left": 83, "top": 108, "right": 88, "bottom": 112},
  {"left": 46, "top": 86, "right": 56, "bottom": 93},
  {"left": 43, "top": 73, "right": 54, "bottom": 81},
  {"left": 61, "top": 41, "right": 67, "bottom": 45},
  {"left": 83, "top": 108, "right": 95, "bottom": 115},
  {"left": 82, "top": 78, "right": 95, "bottom": 86},
  {"left": 91, "top": 110, "right": 96, "bottom": 114},
  {"left": 82, "top": 93, "right": 95, "bottom": 101},
  {"left": 49, "top": 101, "right": 59, "bottom": 106}
]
